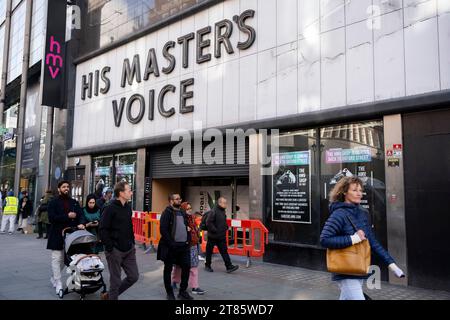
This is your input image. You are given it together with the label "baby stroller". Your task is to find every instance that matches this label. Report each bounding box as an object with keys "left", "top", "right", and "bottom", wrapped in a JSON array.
[{"left": 60, "top": 227, "right": 107, "bottom": 300}]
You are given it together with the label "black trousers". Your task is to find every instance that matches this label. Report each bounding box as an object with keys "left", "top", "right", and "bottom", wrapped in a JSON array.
[
  {"left": 37, "top": 222, "right": 50, "bottom": 237},
  {"left": 163, "top": 244, "right": 190, "bottom": 294},
  {"left": 205, "top": 237, "right": 232, "bottom": 268},
  {"left": 105, "top": 247, "right": 139, "bottom": 300}
]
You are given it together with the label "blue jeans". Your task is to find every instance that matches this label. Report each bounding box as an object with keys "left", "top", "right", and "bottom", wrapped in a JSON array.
[{"left": 337, "top": 279, "right": 365, "bottom": 300}]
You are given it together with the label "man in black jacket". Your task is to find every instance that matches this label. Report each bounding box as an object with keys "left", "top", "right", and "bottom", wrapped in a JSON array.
[
  {"left": 99, "top": 181, "right": 139, "bottom": 300},
  {"left": 47, "top": 181, "right": 85, "bottom": 296},
  {"left": 157, "top": 193, "right": 193, "bottom": 300},
  {"left": 205, "top": 197, "right": 239, "bottom": 273}
]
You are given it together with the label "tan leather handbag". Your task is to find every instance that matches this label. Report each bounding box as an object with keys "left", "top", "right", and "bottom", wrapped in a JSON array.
[{"left": 326, "top": 215, "right": 371, "bottom": 276}]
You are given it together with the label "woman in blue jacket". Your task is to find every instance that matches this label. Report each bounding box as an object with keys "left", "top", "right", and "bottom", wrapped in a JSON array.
[{"left": 320, "top": 177, "right": 405, "bottom": 300}]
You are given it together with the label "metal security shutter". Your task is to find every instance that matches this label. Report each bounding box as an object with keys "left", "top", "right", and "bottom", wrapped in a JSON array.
[{"left": 151, "top": 140, "right": 249, "bottom": 178}]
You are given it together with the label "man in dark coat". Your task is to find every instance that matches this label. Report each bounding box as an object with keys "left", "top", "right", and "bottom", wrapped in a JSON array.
[
  {"left": 99, "top": 181, "right": 139, "bottom": 300},
  {"left": 204, "top": 197, "right": 239, "bottom": 273},
  {"left": 157, "top": 193, "right": 193, "bottom": 300},
  {"left": 46, "top": 180, "right": 85, "bottom": 295}
]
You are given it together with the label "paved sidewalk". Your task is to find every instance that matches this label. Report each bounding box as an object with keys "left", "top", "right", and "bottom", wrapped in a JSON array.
[{"left": 0, "top": 232, "right": 449, "bottom": 300}]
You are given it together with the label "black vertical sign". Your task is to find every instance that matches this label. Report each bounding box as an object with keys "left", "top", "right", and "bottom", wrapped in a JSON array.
[
  {"left": 41, "top": 0, "right": 67, "bottom": 108},
  {"left": 144, "top": 177, "right": 152, "bottom": 212}
]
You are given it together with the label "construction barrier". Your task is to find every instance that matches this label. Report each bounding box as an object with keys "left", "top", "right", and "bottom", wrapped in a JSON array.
[
  {"left": 131, "top": 211, "right": 147, "bottom": 244},
  {"left": 200, "top": 218, "right": 269, "bottom": 267},
  {"left": 142, "top": 213, "right": 161, "bottom": 253},
  {"left": 132, "top": 212, "right": 269, "bottom": 267}
]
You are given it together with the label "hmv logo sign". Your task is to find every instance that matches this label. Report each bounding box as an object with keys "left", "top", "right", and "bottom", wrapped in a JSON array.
[
  {"left": 41, "top": 0, "right": 66, "bottom": 108},
  {"left": 46, "top": 36, "right": 63, "bottom": 79}
]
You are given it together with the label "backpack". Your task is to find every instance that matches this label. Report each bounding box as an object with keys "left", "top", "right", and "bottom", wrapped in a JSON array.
[{"left": 200, "top": 210, "right": 212, "bottom": 231}]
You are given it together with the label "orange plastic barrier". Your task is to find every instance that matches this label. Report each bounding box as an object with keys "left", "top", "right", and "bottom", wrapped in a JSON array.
[
  {"left": 142, "top": 214, "right": 161, "bottom": 251},
  {"left": 200, "top": 219, "right": 269, "bottom": 267},
  {"left": 131, "top": 211, "right": 147, "bottom": 244}
]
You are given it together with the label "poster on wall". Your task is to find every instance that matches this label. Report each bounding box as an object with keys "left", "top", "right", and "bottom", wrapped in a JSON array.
[{"left": 272, "top": 151, "right": 312, "bottom": 224}]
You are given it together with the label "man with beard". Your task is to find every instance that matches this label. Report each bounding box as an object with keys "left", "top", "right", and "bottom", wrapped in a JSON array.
[
  {"left": 47, "top": 180, "right": 85, "bottom": 296},
  {"left": 157, "top": 193, "right": 193, "bottom": 300}
]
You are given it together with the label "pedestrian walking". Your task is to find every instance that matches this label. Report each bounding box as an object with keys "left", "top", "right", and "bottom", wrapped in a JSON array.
[
  {"left": 99, "top": 181, "right": 139, "bottom": 300},
  {"left": 171, "top": 202, "right": 206, "bottom": 295},
  {"left": 204, "top": 197, "right": 239, "bottom": 273},
  {"left": 320, "top": 177, "right": 405, "bottom": 300},
  {"left": 37, "top": 190, "right": 54, "bottom": 239},
  {"left": 18, "top": 196, "right": 33, "bottom": 234},
  {"left": 83, "top": 193, "right": 104, "bottom": 254},
  {"left": 47, "top": 181, "right": 86, "bottom": 296},
  {"left": 96, "top": 187, "right": 113, "bottom": 212},
  {"left": 0, "top": 191, "right": 18, "bottom": 235},
  {"left": 157, "top": 194, "right": 193, "bottom": 300}
]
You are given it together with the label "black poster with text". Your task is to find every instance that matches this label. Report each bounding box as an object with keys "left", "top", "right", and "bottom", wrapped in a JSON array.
[{"left": 272, "top": 151, "right": 312, "bottom": 224}]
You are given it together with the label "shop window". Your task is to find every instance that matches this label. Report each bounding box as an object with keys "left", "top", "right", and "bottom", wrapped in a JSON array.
[
  {"left": 266, "top": 129, "right": 319, "bottom": 245},
  {"left": 92, "top": 152, "right": 137, "bottom": 209},
  {"left": 93, "top": 155, "right": 113, "bottom": 197},
  {"left": 0, "top": 105, "right": 18, "bottom": 191},
  {"left": 115, "top": 152, "right": 137, "bottom": 209},
  {"left": 319, "top": 121, "right": 386, "bottom": 231},
  {"left": 265, "top": 120, "right": 387, "bottom": 247}
]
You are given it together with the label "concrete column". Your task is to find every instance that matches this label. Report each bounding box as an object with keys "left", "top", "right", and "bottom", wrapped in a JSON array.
[
  {"left": 14, "top": 0, "right": 34, "bottom": 196},
  {"left": 383, "top": 114, "right": 408, "bottom": 286},
  {"left": 249, "top": 133, "right": 263, "bottom": 221},
  {"left": 135, "top": 148, "right": 146, "bottom": 211}
]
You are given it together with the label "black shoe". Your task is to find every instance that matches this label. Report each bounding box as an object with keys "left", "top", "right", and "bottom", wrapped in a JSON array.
[
  {"left": 226, "top": 265, "right": 239, "bottom": 273},
  {"left": 166, "top": 293, "right": 176, "bottom": 300},
  {"left": 177, "top": 290, "right": 194, "bottom": 300},
  {"left": 204, "top": 266, "right": 214, "bottom": 272},
  {"left": 44, "top": 235, "right": 48, "bottom": 239},
  {"left": 36, "top": 236, "right": 43, "bottom": 239}
]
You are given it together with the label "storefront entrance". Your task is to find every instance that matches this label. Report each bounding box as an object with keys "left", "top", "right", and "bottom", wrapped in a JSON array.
[{"left": 148, "top": 142, "right": 250, "bottom": 216}]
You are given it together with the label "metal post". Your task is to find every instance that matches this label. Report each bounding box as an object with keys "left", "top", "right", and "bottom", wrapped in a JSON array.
[
  {"left": 13, "top": 0, "right": 34, "bottom": 196},
  {"left": 0, "top": 0, "right": 12, "bottom": 125}
]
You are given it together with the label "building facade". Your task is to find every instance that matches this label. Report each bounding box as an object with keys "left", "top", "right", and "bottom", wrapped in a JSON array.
[
  {"left": 1, "top": 0, "right": 447, "bottom": 292},
  {"left": 0, "top": 0, "right": 56, "bottom": 210}
]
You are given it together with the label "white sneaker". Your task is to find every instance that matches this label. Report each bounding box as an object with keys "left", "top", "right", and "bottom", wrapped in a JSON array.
[
  {"left": 55, "top": 281, "right": 62, "bottom": 294},
  {"left": 50, "top": 277, "right": 56, "bottom": 288},
  {"left": 198, "top": 256, "right": 206, "bottom": 261}
]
